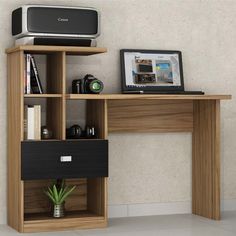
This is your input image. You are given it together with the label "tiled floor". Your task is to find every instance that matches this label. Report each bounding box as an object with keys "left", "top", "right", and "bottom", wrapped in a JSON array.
[{"left": 1, "top": 211, "right": 236, "bottom": 235}]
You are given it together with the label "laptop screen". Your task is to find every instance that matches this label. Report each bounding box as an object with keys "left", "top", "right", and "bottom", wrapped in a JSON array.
[{"left": 120, "top": 49, "right": 184, "bottom": 93}]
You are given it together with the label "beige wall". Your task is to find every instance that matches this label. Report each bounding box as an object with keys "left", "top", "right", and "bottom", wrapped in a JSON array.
[{"left": 1, "top": 0, "right": 236, "bottom": 223}]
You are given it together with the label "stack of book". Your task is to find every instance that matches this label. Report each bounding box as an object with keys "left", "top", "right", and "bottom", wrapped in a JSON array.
[
  {"left": 24, "top": 105, "right": 41, "bottom": 140},
  {"left": 25, "top": 54, "right": 43, "bottom": 94}
]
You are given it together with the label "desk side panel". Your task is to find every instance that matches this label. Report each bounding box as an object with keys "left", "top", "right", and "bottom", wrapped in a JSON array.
[
  {"left": 108, "top": 99, "right": 193, "bottom": 133},
  {"left": 192, "top": 100, "right": 220, "bottom": 220},
  {"left": 7, "top": 51, "right": 24, "bottom": 231}
]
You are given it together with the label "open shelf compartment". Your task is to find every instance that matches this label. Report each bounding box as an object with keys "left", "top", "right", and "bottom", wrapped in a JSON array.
[
  {"left": 24, "top": 178, "right": 106, "bottom": 222},
  {"left": 23, "top": 51, "right": 65, "bottom": 95},
  {"left": 24, "top": 97, "right": 64, "bottom": 140},
  {"left": 66, "top": 99, "right": 107, "bottom": 140}
]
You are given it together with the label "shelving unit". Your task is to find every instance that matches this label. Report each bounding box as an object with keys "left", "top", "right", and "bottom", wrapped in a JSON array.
[{"left": 6, "top": 46, "right": 108, "bottom": 233}]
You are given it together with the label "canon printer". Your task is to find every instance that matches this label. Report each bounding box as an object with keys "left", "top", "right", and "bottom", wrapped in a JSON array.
[{"left": 12, "top": 5, "right": 100, "bottom": 46}]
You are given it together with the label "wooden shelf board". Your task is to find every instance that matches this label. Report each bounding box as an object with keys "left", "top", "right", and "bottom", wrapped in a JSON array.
[
  {"left": 24, "top": 94, "right": 62, "bottom": 98},
  {"left": 6, "top": 45, "right": 107, "bottom": 55},
  {"left": 24, "top": 210, "right": 104, "bottom": 223},
  {"left": 23, "top": 139, "right": 106, "bottom": 142},
  {"left": 23, "top": 139, "right": 62, "bottom": 142},
  {"left": 23, "top": 210, "right": 106, "bottom": 232},
  {"left": 67, "top": 94, "right": 232, "bottom": 100},
  {"left": 66, "top": 138, "right": 105, "bottom": 141}
]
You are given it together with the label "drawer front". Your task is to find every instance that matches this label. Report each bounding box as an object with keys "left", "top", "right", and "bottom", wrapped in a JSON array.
[{"left": 21, "top": 140, "right": 108, "bottom": 180}]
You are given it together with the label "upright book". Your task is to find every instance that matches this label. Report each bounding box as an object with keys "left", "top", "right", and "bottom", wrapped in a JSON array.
[
  {"left": 30, "top": 55, "right": 43, "bottom": 94},
  {"left": 24, "top": 54, "right": 43, "bottom": 94},
  {"left": 25, "top": 54, "right": 31, "bottom": 94},
  {"left": 24, "top": 105, "right": 41, "bottom": 140}
]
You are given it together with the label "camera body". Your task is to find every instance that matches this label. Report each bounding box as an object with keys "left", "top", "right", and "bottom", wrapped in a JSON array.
[
  {"left": 66, "top": 124, "right": 97, "bottom": 139},
  {"left": 72, "top": 74, "right": 103, "bottom": 94}
]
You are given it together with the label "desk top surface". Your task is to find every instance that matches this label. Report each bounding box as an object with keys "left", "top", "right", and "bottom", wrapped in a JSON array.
[{"left": 67, "top": 94, "right": 231, "bottom": 100}]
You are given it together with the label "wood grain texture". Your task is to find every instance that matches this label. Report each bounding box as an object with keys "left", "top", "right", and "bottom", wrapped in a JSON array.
[
  {"left": 65, "top": 179, "right": 87, "bottom": 212},
  {"left": 47, "top": 98, "right": 63, "bottom": 139},
  {"left": 192, "top": 100, "right": 220, "bottom": 220},
  {"left": 24, "top": 210, "right": 100, "bottom": 221},
  {"left": 87, "top": 178, "right": 105, "bottom": 216},
  {"left": 86, "top": 100, "right": 108, "bottom": 139},
  {"left": 67, "top": 93, "right": 231, "bottom": 100},
  {"left": 6, "top": 45, "right": 107, "bottom": 55},
  {"left": 61, "top": 52, "right": 66, "bottom": 140},
  {"left": 24, "top": 179, "right": 87, "bottom": 214},
  {"left": 108, "top": 99, "right": 193, "bottom": 132},
  {"left": 23, "top": 215, "right": 106, "bottom": 233},
  {"left": 46, "top": 52, "right": 66, "bottom": 139},
  {"left": 24, "top": 94, "right": 62, "bottom": 98},
  {"left": 86, "top": 100, "right": 108, "bottom": 220},
  {"left": 47, "top": 52, "right": 64, "bottom": 94},
  {"left": 7, "top": 51, "right": 24, "bottom": 232}
]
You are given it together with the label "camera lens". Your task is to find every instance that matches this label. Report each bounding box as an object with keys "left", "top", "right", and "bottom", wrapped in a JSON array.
[
  {"left": 92, "top": 82, "right": 101, "bottom": 90},
  {"left": 89, "top": 80, "right": 103, "bottom": 93}
]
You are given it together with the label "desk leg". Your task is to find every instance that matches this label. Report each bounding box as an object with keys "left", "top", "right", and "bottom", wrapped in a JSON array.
[{"left": 192, "top": 100, "right": 220, "bottom": 220}]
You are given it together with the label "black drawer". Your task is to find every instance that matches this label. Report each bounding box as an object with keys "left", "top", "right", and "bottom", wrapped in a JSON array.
[{"left": 21, "top": 140, "right": 108, "bottom": 180}]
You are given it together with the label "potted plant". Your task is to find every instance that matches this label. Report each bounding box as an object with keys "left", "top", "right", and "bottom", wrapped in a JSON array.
[{"left": 45, "top": 180, "right": 76, "bottom": 218}]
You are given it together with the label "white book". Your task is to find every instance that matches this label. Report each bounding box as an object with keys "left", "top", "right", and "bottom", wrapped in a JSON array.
[
  {"left": 34, "top": 105, "right": 41, "bottom": 140},
  {"left": 27, "top": 106, "right": 35, "bottom": 140},
  {"left": 26, "top": 54, "right": 31, "bottom": 94},
  {"left": 24, "top": 105, "right": 28, "bottom": 139},
  {"left": 24, "top": 55, "right": 26, "bottom": 94}
]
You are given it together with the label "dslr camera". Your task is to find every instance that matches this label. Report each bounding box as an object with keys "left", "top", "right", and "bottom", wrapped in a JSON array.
[
  {"left": 72, "top": 74, "right": 104, "bottom": 94},
  {"left": 66, "top": 124, "right": 97, "bottom": 139}
]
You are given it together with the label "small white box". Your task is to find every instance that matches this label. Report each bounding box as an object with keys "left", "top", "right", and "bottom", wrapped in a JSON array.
[{"left": 60, "top": 156, "right": 72, "bottom": 162}]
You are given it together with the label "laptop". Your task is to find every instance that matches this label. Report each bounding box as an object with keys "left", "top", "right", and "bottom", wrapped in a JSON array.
[{"left": 120, "top": 49, "right": 204, "bottom": 95}]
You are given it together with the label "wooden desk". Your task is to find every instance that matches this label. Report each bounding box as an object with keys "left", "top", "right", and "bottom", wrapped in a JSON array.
[
  {"left": 6, "top": 45, "right": 231, "bottom": 232},
  {"left": 69, "top": 94, "right": 231, "bottom": 220}
]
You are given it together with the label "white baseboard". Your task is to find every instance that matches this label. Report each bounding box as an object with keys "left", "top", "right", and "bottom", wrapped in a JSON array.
[
  {"left": 221, "top": 199, "right": 236, "bottom": 211},
  {"left": 108, "top": 201, "right": 191, "bottom": 218},
  {"left": 108, "top": 199, "right": 236, "bottom": 218},
  {"left": 0, "top": 206, "right": 6, "bottom": 225}
]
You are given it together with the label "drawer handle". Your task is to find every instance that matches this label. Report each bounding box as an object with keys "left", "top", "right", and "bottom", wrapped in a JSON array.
[{"left": 60, "top": 156, "right": 72, "bottom": 162}]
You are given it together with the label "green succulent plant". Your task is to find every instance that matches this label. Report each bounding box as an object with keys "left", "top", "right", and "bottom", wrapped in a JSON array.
[{"left": 45, "top": 180, "right": 76, "bottom": 205}]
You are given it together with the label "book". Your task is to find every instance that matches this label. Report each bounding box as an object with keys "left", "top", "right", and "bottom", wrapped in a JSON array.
[
  {"left": 34, "top": 105, "right": 41, "bottom": 140},
  {"left": 25, "top": 54, "right": 31, "bottom": 94},
  {"left": 24, "top": 105, "right": 41, "bottom": 140},
  {"left": 24, "top": 55, "right": 26, "bottom": 93},
  {"left": 23, "top": 105, "right": 27, "bottom": 139},
  {"left": 30, "top": 56, "right": 43, "bottom": 94},
  {"left": 24, "top": 105, "right": 34, "bottom": 139}
]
